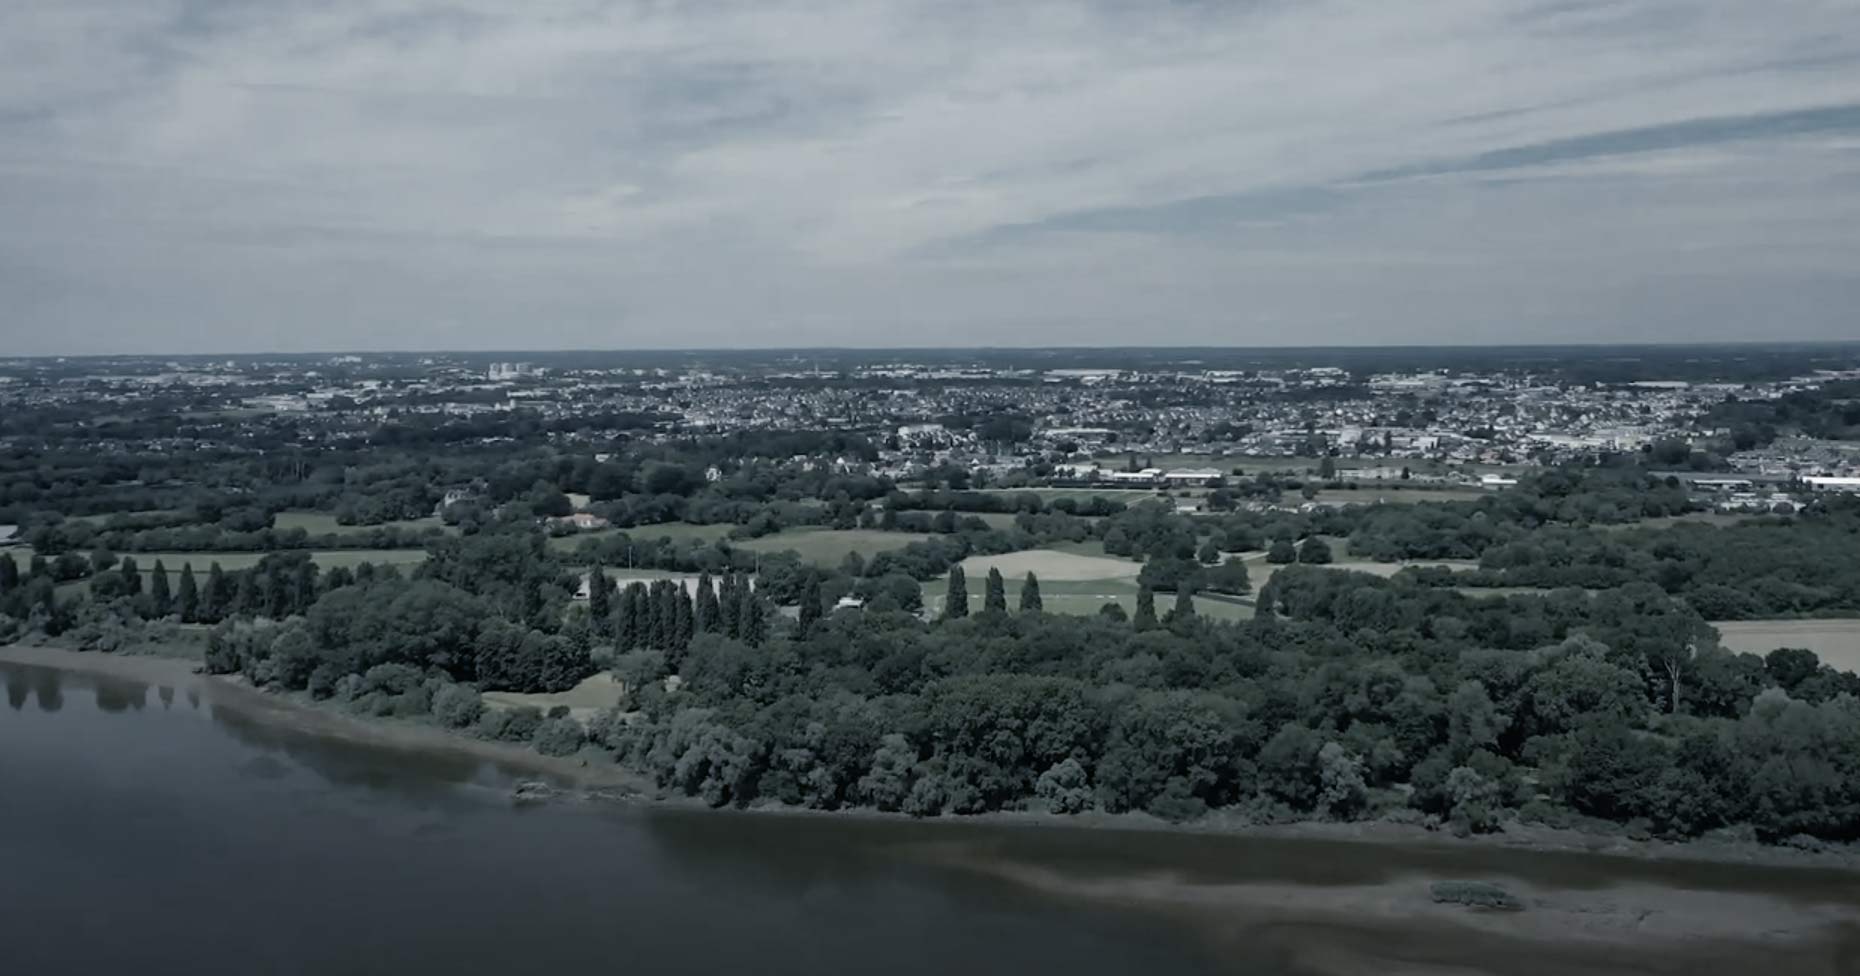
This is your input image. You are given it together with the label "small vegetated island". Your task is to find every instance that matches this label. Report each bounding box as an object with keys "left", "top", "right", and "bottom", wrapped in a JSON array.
[{"left": 3, "top": 347, "right": 1860, "bottom": 848}]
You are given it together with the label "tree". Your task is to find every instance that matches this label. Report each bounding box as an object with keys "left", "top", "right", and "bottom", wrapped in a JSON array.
[
  {"left": 292, "top": 561, "right": 318, "bottom": 616},
  {"left": 1196, "top": 539, "right": 1220, "bottom": 564},
  {"left": 983, "top": 568, "right": 1007, "bottom": 613},
  {"left": 720, "top": 574, "right": 742, "bottom": 638},
  {"left": 148, "top": 560, "right": 173, "bottom": 617},
  {"left": 674, "top": 587, "right": 695, "bottom": 649},
  {"left": 739, "top": 588, "right": 766, "bottom": 647},
  {"left": 90, "top": 547, "right": 118, "bottom": 574},
  {"left": 203, "top": 563, "right": 227, "bottom": 623},
  {"left": 1266, "top": 539, "right": 1297, "bottom": 564},
  {"left": 175, "top": 564, "right": 198, "bottom": 623},
  {"left": 1318, "top": 456, "right": 1337, "bottom": 480},
  {"left": 587, "top": 563, "right": 611, "bottom": 628},
  {"left": 1019, "top": 572, "right": 1043, "bottom": 613},
  {"left": 944, "top": 565, "right": 969, "bottom": 618},
  {"left": 798, "top": 571, "right": 823, "bottom": 637},
  {"left": 119, "top": 557, "right": 143, "bottom": 596},
  {"left": 1201, "top": 559, "right": 1250, "bottom": 596},
  {"left": 0, "top": 556, "right": 16, "bottom": 594},
  {"left": 1170, "top": 586, "right": 1196, "bottom": 621},
  {"left": 695, "top": 572, "right": 719, "bottom": 633},
  {"left": 1134, "top": 585, "right": 1158, "bottom": 630},
  {"left": 1297, "top": 537, "right": 1333, "bottom": 564},
  {"left": 616, "top": 584, "right": 640, "bottom": 650},
  {"left": 232, "top": 570, "right": 256, "bottom": 618}
]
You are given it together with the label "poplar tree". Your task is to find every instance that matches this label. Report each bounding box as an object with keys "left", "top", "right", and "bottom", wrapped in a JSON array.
[
  {"left": 797, "top": 571, "right": 823, "bottom": 637},
  {"left": 944, "top": 565, "right": 969, "bottom": 619},
  {"left": 617, "top": 583, "right": 643, "bottom": 650},
  {"left": 203, "top": 563, "right": 227, "bottom": 622},
  {"left": 233, "top": 570, "right": 257, "bottom": 618},
  {"left": 293, "top": 561, "right": 318, "bottom": 615},
  {"left": 587, "top": 563, "right": 611, "bottom": 631},
  {"left": 675, "top": 585, "right": 694, "bottom": 648},
  {"left": 176, "top": 564, "right": 198, "bottom": 623},
  {"left": 740, "top": 588, "right": 766, "bottom": 647},
  {"left": 983, "top": 568, "right": 1007, "bottom": 613},
  {"left": 1134, "top": 585, "right": 1158, "bottom": 631},
  {"left": 1019, "top": 572, "right": 1043, "bottom": 613},
  {"left": 149, "top": 561, "right": 173, "bottom": 617},
  {"left": 1172, "top": 586, "right": 1196, "bottom": 621},
  {"left": 695, "top": 572, "right": 718, "bottom": 633},
  {"left": 721, "top": 573, "right": 742, "bottom": 639},
  {"left": 120, "top": 557, "right": 143, "bottom": 596}
]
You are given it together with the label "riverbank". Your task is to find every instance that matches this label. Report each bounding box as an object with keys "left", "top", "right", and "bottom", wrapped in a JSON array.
[
  {"left": 6, "top": 643, "right": 1859, "bottom": 875},
  {"left": 0, "top": 644, "right": 647, "bottom": 794}
]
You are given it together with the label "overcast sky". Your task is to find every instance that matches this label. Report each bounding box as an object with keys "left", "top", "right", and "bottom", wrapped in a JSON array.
[{"left": 2, "top": 1, "right": 1857, "bottom": 355}]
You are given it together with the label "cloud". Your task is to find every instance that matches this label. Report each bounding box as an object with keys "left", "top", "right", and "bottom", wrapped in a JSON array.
[{"left": 0, "top": 0, "right": 1857, "bottom": 353}]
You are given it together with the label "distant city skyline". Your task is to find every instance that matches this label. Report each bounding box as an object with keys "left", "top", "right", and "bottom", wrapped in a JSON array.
[{"left": 3, "top": 1, "right": 1858, "bottom": 355}]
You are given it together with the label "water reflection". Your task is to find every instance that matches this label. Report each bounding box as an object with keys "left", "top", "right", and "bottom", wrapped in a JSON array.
[
  {"left": 93, "top": 679, "right": 146, "bottom": 713},
  {"left": 5, "top": 665, "right": 27, "bottom": 710}
]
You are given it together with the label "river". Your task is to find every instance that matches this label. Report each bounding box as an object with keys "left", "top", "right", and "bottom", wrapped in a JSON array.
[{"left": 4, "top": 658, "right": 1858, "bottom": 975}]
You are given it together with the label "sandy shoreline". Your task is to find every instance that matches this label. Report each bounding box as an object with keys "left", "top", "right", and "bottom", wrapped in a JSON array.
[{"left": 0, "top": 644, "right": 647, "bottom": 793}]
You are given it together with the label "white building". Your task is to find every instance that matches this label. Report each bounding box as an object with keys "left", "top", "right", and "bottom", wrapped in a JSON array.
[
  {"left": 1804, "top": 476, "right": 1860, "bottom": 493},
  {"left": 1161, "top": 468, "right": 1223, "bottom": 486}
]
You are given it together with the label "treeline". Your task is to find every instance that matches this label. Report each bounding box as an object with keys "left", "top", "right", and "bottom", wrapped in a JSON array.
[
  {"left": 1442, "top": 504, "right": 1860, "bottom": 618},
  {"left": 22, "top": 521, "right": 447, "bottom": 556}
]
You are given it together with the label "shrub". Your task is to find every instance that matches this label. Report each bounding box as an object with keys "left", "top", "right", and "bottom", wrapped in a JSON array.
[
  {"left": 432, "top": 684, "right": 484, "bottom": 728},
  {"left": 1429, "top": 881, "right": 1522, "bottom": 911},
  {"left": 533, "top": 716, "right": 586, "bottom": 757}
]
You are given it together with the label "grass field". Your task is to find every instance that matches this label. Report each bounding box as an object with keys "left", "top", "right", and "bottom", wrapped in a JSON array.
[
  {"left": 927, "top": 546, "right": 1250, "bottom": 620},
  {"left": 966, "top": 511, "right": 1023, "bottom": 529},
  {"left": 1711, "top": 620, "right": 1860, "bottom": 672},
  {"left": 917, "top": 541, "right": 1481, "bottom": 624},
  {"left": 926, "top": 572, "right": 1255, "bottom": 621},
  {"left": 738, "top": 528, "right": 932, "bottom": 568},
  {"left": 1310, "top": 487, "right": 1490, "bottom": 506},
  {"left": 484, "top": 672, "right": 624, "bottom": 721},
  {"left": 272, "top": 511, "right": 453, "bottom": 536},
  {"left": 957, "top": 549, "right": 1144, "bottom": 581},
  {"left": 1597, "top": 512, "right": 1754, "bottom": 532}
]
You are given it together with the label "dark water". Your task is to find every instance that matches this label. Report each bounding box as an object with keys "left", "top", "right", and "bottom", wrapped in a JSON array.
[{"left": 3, "top": 662, "right": 1857, "bottom": 976}]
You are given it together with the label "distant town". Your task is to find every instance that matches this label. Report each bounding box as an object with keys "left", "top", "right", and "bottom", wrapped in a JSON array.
[{"left": 4, "top": 345, "right": 1857, "bottom": 519}]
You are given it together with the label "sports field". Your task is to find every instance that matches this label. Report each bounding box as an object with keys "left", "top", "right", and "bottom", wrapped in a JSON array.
[
  {"left": 738, "top": 528, "right": 932, "bottom": 567},
  {"left": 1712, "top": 619, "right": 1860, "bottom": 673}
]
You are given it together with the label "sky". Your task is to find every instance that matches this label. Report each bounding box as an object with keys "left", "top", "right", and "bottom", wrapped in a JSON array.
[{"left": 1, "top": 1, "right": 1858, "bottom": 355}]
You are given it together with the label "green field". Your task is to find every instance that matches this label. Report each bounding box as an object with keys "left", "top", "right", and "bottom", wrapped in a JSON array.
[
  {"left": 272, "top": 511, "right": 454, "bottom": 536},
  {"left": 1712, "top": 619, "right": 1860, "bottom": 672},
  {"left": 926, "top": 573, "right": 1255, "bottom": 622},
  {"left": 738, "top": 528, "right": 932, "bottom": 567},
  {"left": 1310, "top": 487, "right": 1490, "bottom": 506}
]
